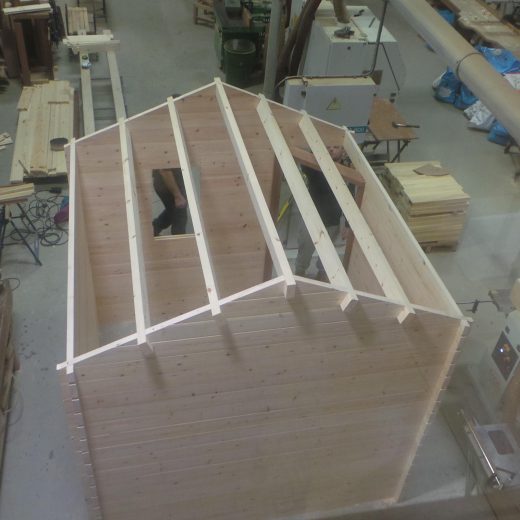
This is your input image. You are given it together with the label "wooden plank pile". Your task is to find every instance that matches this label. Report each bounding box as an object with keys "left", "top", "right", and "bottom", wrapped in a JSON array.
[
  {"left": 11, "top": 81, "right": 75, "bottom": 184},
  {"left": 0, "top": 280, "right": 15, "bottom": 475},
  {"left": 384, "top": 161, "right": 470, "bottom": 248},
  {"left": 0, "top": 183, "right": 35, "bottom": 203}
]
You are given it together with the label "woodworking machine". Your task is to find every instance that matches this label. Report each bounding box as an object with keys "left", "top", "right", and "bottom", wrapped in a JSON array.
[
  {"left": 283, "top": 3, "right": 405, "bottom": 141},
  {"left": 463, "top": 300, "right": 520, "bottom": 489}
]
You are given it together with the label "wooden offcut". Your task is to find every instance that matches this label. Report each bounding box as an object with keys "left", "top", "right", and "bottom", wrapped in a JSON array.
[
  {"left": 57, "top": 82, "right": 469, "bottom": 520},
  {"left": 384, "top": 161, "right": 470, "bottom": 248}
]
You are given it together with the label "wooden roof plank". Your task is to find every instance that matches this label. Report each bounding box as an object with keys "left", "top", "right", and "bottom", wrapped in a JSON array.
[
  {"left": 215, "top": 79, "right": 296, "bottom": 298},
  {"left": 256, "top": 95, "right": 357, "bottom": 308},
  {"left": 167, "top": 97, "right": 222, "bottom": 317},
  {"left": 299, "top": 113, "right": 413, "bottom": 322},
  {"left": 119, "top": 120, "right": 153, "bottom": 356}
]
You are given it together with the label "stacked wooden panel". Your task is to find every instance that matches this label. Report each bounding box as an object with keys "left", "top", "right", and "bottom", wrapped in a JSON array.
[
  {"left": 10, "top": 81, "right": 75, "bottom": 183},
  {"left": 384, "top": 161, "right": 470, "bottom": 248}
]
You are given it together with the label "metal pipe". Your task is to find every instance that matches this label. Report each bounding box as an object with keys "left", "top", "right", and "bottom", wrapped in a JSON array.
[
  {"left": 364, "top": 0, "right": 389, "bottom": 76},
  {"left": 389, "top": 0, "right": 520, "bottom": 145},
  {"left": 264, "top": 0, "right": 285, "bottom": 99}
]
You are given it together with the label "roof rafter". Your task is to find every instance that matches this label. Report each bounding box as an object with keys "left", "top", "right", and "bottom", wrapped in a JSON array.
[
  {"left": 299, "top": 112, "right": 413, "bottom": 323},
  {"left": 256, "top": 94, "right": 357, "bottom": 310},
  {"left": 118, "top": 119, "right": 153, "bottom": 356},
  {"left": 167, "top": 96, "right": 222, "bottom": 317},
  {"left": 65, "top": 139, "right": 78, "bottom": 374},
  {"left": 215, "top": 78, "right": 296, "bottom": 299}
]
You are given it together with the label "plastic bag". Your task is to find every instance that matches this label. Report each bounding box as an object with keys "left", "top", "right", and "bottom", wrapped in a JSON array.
[
  {"left": 434, "top": 69, "right": 461, "bottom": 104},
  {"left": 477, "top": 45, "right": 520, "bottom": 74},
  {"left": 488, "top": 121, "right": 510, "bottom": 145},
  {"left": 465, "top": 101, "right": 494, "bottom": 131}
]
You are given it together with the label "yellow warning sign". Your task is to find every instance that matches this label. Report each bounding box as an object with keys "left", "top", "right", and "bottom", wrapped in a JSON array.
[{"left": 327, "top": 98, "right": 341, "bottom": 111}]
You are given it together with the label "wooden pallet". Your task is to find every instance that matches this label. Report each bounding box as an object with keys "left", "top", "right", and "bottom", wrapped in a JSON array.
[
  {"left": 10, "top": 81, "right": 75, "bottom": 183},
  {"left": 0, "top": 280, "right": 15, "bottom": 477}
]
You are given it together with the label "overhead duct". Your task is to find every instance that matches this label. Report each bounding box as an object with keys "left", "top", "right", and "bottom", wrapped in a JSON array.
[{"left": 389, "top": 0, "right": 520, "bottom": 145}]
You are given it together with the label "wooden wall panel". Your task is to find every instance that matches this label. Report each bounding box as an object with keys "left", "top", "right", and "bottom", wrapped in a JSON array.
[
  {"left": 347, "top": 240, "right": 385, "bottom": 296},
  {"left": 72, "top": 172, "right": 100, "bottom": 356},
  {"left": 75, "top": 130, "right": 135, "bottom": 332},
  {"left": 343, "top": 133, "right": 461, "bottom": 315},
  {"left": 174, "top": 87, "right": 272, "bottom": 296},
  {"left": 72, "top": 281, "right": 463, "bottom": 520},
  {"left": 125, "top": 114, "right": 209, "bottom": 325}
]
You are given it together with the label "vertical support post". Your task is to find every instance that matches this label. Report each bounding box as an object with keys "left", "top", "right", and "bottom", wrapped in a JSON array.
[
  {"left": 66, "top": 139, "right": 78, "bottom": 375},
  {"left": 13, "top": 20, "right": 31, "bottom": 86},
  {"left": 167, "top": 97, "right": 222, "bottom": 317},
  {"left": 118, "top": 119, "right": 153, "bottom": 355},
  {"left": 263, "top": 0, "right": 284, "bottom": 99}
]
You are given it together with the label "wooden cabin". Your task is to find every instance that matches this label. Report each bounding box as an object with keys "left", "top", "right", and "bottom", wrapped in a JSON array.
[{"left": 57, "top": 80, "right": 469, "bottom": 520}]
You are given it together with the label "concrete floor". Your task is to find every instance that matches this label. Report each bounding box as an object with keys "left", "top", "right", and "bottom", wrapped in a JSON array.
[{"left": 0, "top": 1, "right": 518, "bottom": 518}]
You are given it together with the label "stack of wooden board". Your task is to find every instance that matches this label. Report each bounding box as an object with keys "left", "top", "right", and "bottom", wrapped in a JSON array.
[
  {"left": 10, "top": 81, "right": 75, "bottom": 183},
  {"left": 384, "top": 161, "right": 470, "bottom": 248},
  {"left": 0, "top": 183, "right": 35, "bottom": 203},
  {"left": 0, "top": 280, "right": 15, "bottom": 476}
]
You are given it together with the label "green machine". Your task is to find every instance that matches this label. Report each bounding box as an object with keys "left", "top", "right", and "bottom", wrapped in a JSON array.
[{"left": 214, "top": 0, "right": 271, "bottom": 70}]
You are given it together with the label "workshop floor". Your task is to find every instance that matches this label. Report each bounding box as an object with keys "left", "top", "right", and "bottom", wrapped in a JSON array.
[{"left": 0, "top": 1, "right": 518, "bottom": 519}]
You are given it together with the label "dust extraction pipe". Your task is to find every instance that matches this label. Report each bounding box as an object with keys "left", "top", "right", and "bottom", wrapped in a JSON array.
[{"left": 390, "top": 0, "right": 520, "bottom": 144}]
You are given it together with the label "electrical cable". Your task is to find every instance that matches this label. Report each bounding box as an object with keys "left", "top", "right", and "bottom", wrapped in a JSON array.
[{"left": 7, "top": 190, "right": 68, "bottom": 248}]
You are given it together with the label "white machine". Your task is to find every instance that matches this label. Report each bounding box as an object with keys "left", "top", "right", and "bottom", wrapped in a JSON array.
[
  {"left": 283, "top": 76, "right": 377, "bottom": 142},
  {"left": 463, "top": 309, "right": 520, "bottom": 489},
  {"left": 301, "top": 4, "right": 406, "bottom": 101},
  {"left": 476, "top": 310, "right": 520, "bottom": 422},
  {"left": 283, "top": 3, "right": 406, "bottom": 140}
]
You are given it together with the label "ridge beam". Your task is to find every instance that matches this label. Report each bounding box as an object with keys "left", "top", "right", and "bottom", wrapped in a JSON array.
[
  {"left": 167, "top": 97, "right": 222, "bottom": 317},
  {"left": 299, "top": 113, "right": 413, "bottom": 323},
  {"left": 118, "top": 119, "right": 153, "bottom": 355},
  {"left": 256, "top": 95, "right": 356, "bottom": 309},
  {"left": 215, "top": 79, "right": 296, "bottom": 299}
]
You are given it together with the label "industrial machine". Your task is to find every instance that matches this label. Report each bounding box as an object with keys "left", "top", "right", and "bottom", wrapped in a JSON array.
[
  {"left": 461, "top": 286, "right": 520, "bottom": 491},
  {"left": 214, "top": 0, "right": 272, "bottom": 69},
  {"left": 282, "top": 3, "right": 405, "bottom": 141},
  {"left": 283, "top": 76, "right": 377, "bottom": 141},
  {"left": 300, "top": 3, "right": 406, "bottom": 101},
  {"left": 476, "top": 310, "right": 520, "bottom": 420}
]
